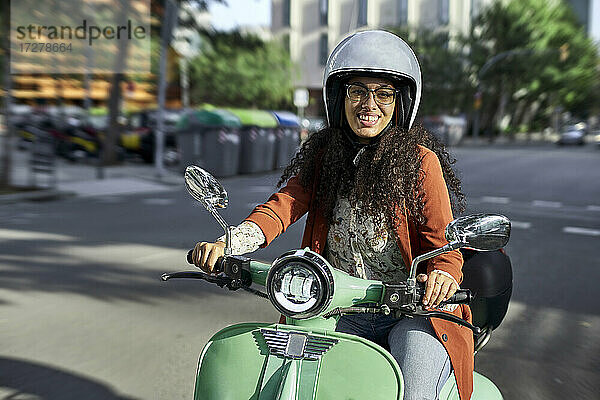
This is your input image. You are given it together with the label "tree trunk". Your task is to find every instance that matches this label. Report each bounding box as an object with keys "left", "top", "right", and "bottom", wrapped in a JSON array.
[
  {"left": 521, "top": 100, "right": 541, "bottom": 138},
  {"left": 510, "top": 100, "right": 526, "bottom": 137},
  {"left": 481, "top": 89, "right": 500, "bottom": 140},
  {"left": 494, "top": 78, "right": 509, "bottom": 137}
]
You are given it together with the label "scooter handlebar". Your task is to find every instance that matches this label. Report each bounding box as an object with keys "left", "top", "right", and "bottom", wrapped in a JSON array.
[
  {"left": 444, "top": 289, "right": 472, "bottom": 305},
  {"left": 414, "top": 283, "right": 472, "bottom": 305},
  {"left": 186, "top": 249, "right": 224, "bottom": 273}
]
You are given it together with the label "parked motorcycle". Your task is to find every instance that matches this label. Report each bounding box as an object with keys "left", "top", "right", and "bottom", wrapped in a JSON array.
[{"left": 162, "top": 165, "right": 512, "bottom": 400}]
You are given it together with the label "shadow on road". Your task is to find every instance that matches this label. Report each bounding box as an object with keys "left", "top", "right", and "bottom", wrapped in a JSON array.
[
  {"left": 0, "top": 356, "right": 138, "bottom": 400},
  {"left": 0, "top": 234, "right": 230, "bottom": 305}
]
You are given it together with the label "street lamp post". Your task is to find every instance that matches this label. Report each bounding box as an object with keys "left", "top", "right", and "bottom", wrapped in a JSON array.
[{"left": 155, "top": 0, "right": 178, "bottom": 178}]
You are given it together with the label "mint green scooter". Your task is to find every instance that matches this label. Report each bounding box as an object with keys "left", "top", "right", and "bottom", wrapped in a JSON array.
[{"left": 162, "top": 166, "right": 511, "bottom": 400}]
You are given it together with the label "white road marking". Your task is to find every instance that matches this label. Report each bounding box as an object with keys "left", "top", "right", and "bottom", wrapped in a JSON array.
[
  {"left": 248, "top": 186, "right": 274, "bottom": 193},
  {"left": 511, "top": 221, "right": 532, "bottom": 229},
  {"left": 58, "top": 178, "right": 171, "bottom": 198},
  {"left": 532, "top": 200, "right": 562, "bottom": 208},
  {"left": 481, "top": 196, "right": 510, "bottom": 204},
  {"left": 563, "top": 227, "right": 600, "bottom": 237},
  {"left": 586, "top": 205, "right": 600, "bottom": 212},
  {"left": 143, "top": 198, "right": 174, "bottom": 205}
]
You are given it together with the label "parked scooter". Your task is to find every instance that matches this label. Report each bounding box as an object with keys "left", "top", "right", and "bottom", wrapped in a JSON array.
[{"left": 162, "top": 166, "right": 512, "bottom": 400}]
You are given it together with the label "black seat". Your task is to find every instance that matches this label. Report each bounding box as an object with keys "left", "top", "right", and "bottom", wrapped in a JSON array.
[{"left": 460, "top": 249, "right": 513, "bottom": 331}]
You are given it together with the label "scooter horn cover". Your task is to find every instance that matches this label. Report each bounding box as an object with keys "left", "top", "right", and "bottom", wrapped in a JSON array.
[{"left": 323, "top": 30, "right": 422, "bottom": 131}]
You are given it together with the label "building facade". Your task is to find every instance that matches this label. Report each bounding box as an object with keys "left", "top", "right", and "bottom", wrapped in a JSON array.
[
  {"left": 271, "top": 0, "right": 492, "bottom": 116},
  {"left": 565, "top": 0, "right": 600, "bottom": 45}
]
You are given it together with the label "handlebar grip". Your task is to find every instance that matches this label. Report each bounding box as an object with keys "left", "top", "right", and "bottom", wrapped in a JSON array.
[
  {"left": 213, "top": 257, "right": 224, "bottom": 273},
  {"left": 186, "top": 249, "right": 224, "bottom": 273},
  {"left": 445, "top": 289, "right": 472, "bottom": 304}
]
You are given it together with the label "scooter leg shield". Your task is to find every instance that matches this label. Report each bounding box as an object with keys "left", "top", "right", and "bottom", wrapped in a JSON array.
[{"left": 194, "top": 323, "right": 404, "bottom": 400}]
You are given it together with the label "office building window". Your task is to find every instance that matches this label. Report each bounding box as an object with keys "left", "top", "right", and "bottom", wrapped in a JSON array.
[
  {"left": 319, "top": 33, "right": 328, "bottom": 66},
  {"left": 283, "top": 0, "right": 290, "bottom": 27},
  {"left": 438, "top": 0, "right": 449, "bottom": 25},
  {"left": 470, "top": 0, "right": 480, "bottom": 20},
  {"left": 358, "top": 0, "right": 368, "bottom": 26},
  {"left": 397, "top": 0, "right": 408, "bottom": 26},
  {"left": 319, "top": 0, "right": 328, "bottom": 26}
]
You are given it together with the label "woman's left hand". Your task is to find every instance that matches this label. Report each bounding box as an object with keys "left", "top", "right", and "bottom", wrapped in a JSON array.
[{"left": 417, "top": 271, "right": 458, "bottom": 309}]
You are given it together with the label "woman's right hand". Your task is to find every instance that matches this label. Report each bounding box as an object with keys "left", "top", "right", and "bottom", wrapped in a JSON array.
[{"left": 191, "top": 241, "right": 225, "bottom": 274}]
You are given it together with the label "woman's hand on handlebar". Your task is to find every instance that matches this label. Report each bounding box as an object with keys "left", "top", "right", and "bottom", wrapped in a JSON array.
[
  {"left": 191, "top": 241, "right": 225, "bottom": 274},
  {"left": 417, "top": 271, "right": 458, "bottom": 309}
]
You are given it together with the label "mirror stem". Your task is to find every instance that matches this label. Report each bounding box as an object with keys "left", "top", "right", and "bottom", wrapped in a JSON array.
[
  {"left": 408, "top": 240, "right": 462, "bottom": 280},
  {"left": 206, "top": 204, "right": 228, "bottom": 232},
  {"left": 205, "top": 204, "right": 232, "bottom": 255},
  {"left": 224, "top": 226, "right": 232, "bottom": 256}
]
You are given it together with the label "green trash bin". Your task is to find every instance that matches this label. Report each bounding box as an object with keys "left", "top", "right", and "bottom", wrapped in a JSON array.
[
  {"left": 226, "top": 108, "right": 278, "bottom": 174},
  {"left": 177, "top": 108, "right": 242, "bottom": 177}
]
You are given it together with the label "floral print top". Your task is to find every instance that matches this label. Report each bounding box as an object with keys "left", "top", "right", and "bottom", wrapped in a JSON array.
[
  {"left": 220, "top": 198, "right": 408, "bottom": 284},
  {"left": 325, "top": 197, "right": 408, "bottom": 283}
]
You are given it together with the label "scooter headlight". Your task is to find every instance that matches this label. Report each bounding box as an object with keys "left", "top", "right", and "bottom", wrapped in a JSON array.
[{"left": 267, "top": 249, "right": 334, "bottom": 320}]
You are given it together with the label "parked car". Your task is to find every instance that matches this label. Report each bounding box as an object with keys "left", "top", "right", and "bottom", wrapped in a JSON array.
[
  {"left": 557, "top": 123, "right": 586, "bottom": 146},
  {"left": 122, "top": 109, "right": 182, "bottom": 163}
]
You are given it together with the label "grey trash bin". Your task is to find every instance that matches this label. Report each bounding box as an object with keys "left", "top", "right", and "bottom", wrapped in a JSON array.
[
  {"left": 226, "top": 108, "right": 278, "bottom": 174},
  {"left": 176, "top": 108, "right": 241, "bottom": 177}
]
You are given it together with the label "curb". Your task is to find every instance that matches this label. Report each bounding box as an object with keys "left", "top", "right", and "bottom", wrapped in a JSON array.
[{"left": 0, "top": 189, "right": 76, "bottom": 205}]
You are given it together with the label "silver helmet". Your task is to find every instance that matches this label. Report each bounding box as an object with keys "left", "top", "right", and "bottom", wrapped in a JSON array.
[{"left": 323, "top": 30, "right": 422, "bottom": 131}]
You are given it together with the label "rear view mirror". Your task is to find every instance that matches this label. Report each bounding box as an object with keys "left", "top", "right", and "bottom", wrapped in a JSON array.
[
  {"left": 184, "top": 165, "right": 232, "bottom": 254},
  {"left": 445, "top": 214, "right": 511, "bottom": 251},
  {"left": 185, "top": 165, "right": 228, "bottom": 210}
]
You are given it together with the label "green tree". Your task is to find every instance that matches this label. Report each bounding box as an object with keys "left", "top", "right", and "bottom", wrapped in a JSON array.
[
  {"left": 189, "top": 30, "right": 295, "bottom": 110},
  {"left": 467, "top": 0, "right": 600, "bottom": 135},
  {"left": 387, "top": 27, "right": 472, "bottom": 117}
]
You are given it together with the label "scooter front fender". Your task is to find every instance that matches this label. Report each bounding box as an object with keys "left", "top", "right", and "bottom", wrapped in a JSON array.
[{"left": 194, "top": 323, "right": 403, "bottom": 400}]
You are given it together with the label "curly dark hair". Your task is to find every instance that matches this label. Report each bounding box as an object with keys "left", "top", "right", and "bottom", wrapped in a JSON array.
[{"left": 277, "top": 124, "right": 465, "bottom": 230}]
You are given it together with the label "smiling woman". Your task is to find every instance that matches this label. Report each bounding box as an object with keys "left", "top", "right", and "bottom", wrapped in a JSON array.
[
  {"left": 344, "top": 77, "right": 396, "bottom": 143},
  {"left": 191, "top": 30, "right": 472, "bottom": 400}
]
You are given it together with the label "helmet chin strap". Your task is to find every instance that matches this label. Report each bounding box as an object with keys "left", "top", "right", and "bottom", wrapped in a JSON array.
[{"left": 341, "top": 119, "right": 394, "bottom": 166}]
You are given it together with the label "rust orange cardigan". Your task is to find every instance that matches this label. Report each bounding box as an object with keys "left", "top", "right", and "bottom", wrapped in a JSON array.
[{"left": 245, "top": 145, "right": 474, "bottom": 400}]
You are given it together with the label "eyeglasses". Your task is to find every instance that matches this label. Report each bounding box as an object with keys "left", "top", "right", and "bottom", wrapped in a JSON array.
[{"left": 345, "top": 83, "right": 398, "bottom": 105}]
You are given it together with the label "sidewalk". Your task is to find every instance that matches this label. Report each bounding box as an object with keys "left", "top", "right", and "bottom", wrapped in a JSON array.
[{"left": 1, "top": 138, "right": 184, "bottom": 204}]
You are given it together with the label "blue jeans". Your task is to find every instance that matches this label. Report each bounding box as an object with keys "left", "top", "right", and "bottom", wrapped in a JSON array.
[{"left": 336, "top": 313, "right": 452, "bottom": 400}]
